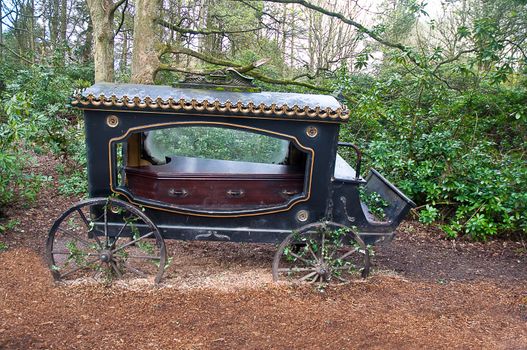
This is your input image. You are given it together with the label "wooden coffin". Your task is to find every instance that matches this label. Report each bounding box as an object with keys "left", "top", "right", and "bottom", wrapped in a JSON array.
[{"left": 125, "top": 156, "right": 305, "bottom": 210}]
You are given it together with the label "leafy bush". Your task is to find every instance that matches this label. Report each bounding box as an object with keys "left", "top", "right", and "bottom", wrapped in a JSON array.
[
  {"left": 57, "top": 134, "right": 88, "bottom": 196},
  {"left": 0, "top": 91, "right": 48, "bottom": 210},
  {"left": 338, "top": 71, "right": 527, "bottom": 240},
  {"left": 0, "top": 63, "right": 90, "bottom": 213}
]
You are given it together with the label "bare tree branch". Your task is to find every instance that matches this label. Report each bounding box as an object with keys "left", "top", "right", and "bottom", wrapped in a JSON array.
[
  {"left": 244, "top": 0, "right": 414, "bottom": 55},
  {"left": 156, "top": 64, "right": 199, "bottom": 75},
  {"left": 158, "top": 46, "right": 332, "bottom": 92},
  {"left": 114, "top": 0, "right": 128, "bottom": 38},
  {"left": 156, "top": 18, "right": 262, "bottom": 36},
  {"left": 0, "top": 43, "right": 32, "bottom": 64},
  {"left": 109, "top": 0, "right": 127, "bottom": 17},
  {"left": 246, "top": 70, "right": 332, "bottom": 92},
  {"left": 160, "top": 45, "right": 240, "bottom": 67},
  {"left": 238, "top": 0, "right": 283, "bottom": 24},
  {"left": 432, "top": 49, "right": 475, "bottom": 74},
  {"left": 247, "top": 0, "right": 473, "bottom": 92}
]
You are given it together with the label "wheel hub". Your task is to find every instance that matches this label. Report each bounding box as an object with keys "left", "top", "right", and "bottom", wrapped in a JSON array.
[
  {"left": 315, "top": 262, "right": 331, "bottom": 279},
  {"left": 99, "top": 250, "right": 113, "bottom": 263}
]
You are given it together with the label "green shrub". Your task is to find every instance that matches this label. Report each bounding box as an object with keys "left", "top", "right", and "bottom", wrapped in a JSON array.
[
  {"left": 57, "top": 132, "right": 88, "bottom": 197},
  {"left": 0, "top": 91, "right": 44, "bottom": 210},
  {"left": 0, "top": 63, "right": 91, "bottom": 213},
  {"left": 338, "top": 71, "right": 527, "bottom": 240}
]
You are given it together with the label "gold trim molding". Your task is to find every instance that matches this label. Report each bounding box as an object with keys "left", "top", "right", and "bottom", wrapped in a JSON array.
[
  {"left": 108, "top": 121, "right": 315, "bottom": 217},
  {"left": 72, "top": 93, "right": 350, "bottom": 121}
]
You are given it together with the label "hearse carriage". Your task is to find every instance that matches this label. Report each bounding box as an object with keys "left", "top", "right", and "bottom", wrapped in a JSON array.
[{"left": 46, "top": 69, "right": 415, "bottom": 284}]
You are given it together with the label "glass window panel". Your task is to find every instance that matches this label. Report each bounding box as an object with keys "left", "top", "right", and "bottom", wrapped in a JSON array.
[{"left": 144, "top": 126, "right": 290, "bottom": 165}]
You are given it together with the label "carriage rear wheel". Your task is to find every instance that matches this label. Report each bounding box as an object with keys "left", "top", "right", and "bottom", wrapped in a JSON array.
[
  {"left": 272, "top": 222, "right": 370, "bottom": 284},
  {"left": 46, "top": 197, "right": 167, "bottom": 284}
]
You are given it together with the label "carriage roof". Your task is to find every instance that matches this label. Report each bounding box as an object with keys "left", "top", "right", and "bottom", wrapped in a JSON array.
[{"left": 72, "top": 83, "right": 349, "bottom": 122}]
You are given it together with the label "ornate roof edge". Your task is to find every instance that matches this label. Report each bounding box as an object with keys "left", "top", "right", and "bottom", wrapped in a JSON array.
[{"left": 71, "top": 92, "right": 350, "bottom": 121}]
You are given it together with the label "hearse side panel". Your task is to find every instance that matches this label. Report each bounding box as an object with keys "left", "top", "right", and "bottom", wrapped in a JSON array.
[{"left": 84, "top": 109, "right": 341, "bottom": 239}]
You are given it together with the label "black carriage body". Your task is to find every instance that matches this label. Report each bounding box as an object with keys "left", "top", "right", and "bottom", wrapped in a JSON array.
[{"left": 76, "top": 82, "right": 414, "bottom": 245}]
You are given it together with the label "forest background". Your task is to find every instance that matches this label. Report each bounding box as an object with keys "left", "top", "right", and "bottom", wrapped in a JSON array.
[{"left": 0, "top": 0, "right": 525, "bottom": 242}]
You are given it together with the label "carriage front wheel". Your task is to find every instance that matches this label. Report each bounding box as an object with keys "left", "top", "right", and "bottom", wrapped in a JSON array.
[
  {"left": 272, "top": 222, "right": 370, "bottom": 284},
  {"left": 46, "top": 197, "right": 167, "bottom": 284}
]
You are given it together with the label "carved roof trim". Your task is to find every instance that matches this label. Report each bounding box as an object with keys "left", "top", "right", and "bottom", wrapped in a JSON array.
[{"left": 71, "top": 84, "right": 349, "bottom": 121}]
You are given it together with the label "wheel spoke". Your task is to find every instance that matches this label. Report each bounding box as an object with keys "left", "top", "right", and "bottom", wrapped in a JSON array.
[
  {"left": 51, "top": 250, "right": 71, "bottom": 255},
  {"left": 308, "top": 273, "right": 319, "bottom": 284},
  {"left": 320, "top": 230, "right": 325, "bottom": 260},
  {"left": 334, "top": 274, "right": 349, "bottom": 283},
  {"left": 327, "top": 243, "right": 341, "bottom": 260},
  {"left": 60, "top": 257, "right": 99, "bottom": 278},
  {"left": 288, "top": 251, "right": 316, "bottom": 266},
  {"left": 103, "top": 204, "right": 109, "bottom": 247},
  {"left": 337, "top": 248, "right": 358, "bottom": 262},
  {"left": 276, "top": 267, "right": 315, "bottom": 273},
  {"left": 333, "top": 264, "right": 355, "bottom": 271},
  {"left": 77, "top": 209, "right": 103, "bottom": 248},
  {"left": 123, "top": 263, "right": 147, "bottom": 278},
  {"left": 76, "top": 208, "right": 90, "bottom": 228},
  {"left": 307, "top": 243, "right": 318, "bottom": 261},
  {"left": 126, "top": 255, "right": 161, "bottom": 260},
  {"left": 112, "top": 231, "right": 155, "bottom": 253},
  {"left": 110, "top": 220, "right": 130, "bottom": 247},
  {"left": 299, "top": 271, "right": 317, "bottom": 282},
  {"left": 52, "top": 250, "right": 98, "bottom": 257},
  {"left": 109, "top": 260, "right": 123, "bottom": 278},
  {"left": 57, "top": 227, "right": 97, "bottom": 248}
]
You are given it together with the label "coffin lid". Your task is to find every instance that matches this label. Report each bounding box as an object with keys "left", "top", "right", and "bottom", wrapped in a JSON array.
[{"left": 72, "top": 83, "right": 349, "bottom": 122}]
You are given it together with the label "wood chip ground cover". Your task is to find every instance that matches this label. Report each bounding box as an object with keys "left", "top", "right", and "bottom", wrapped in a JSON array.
[{"left": 1, "top": 154, "right": 526, "bottom": 349}]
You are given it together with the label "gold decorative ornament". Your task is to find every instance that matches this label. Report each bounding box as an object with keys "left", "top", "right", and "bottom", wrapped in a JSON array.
[
  {"left": 296, "top": 210, "right": 309, "bottom": 222},
  {"left": 306, "top": 126, "right": 318, "bottom": 138},
  {"left": 106, "top": 115, "right": 119, "bottom": 128}
]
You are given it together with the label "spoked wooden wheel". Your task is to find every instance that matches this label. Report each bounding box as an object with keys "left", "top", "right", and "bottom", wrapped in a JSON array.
[
  {"left": 46, "top": 197, "right": 167, "bottom": 284},
  {"left": 272, "top": 222, "right": 370, "bottom": 284}
]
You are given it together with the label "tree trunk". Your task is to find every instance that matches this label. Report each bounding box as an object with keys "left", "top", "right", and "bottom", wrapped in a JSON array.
[
  {"left": 120, "top": 30, "right": 128, "bottom": 75},
  {"left": 26, "top": 1, "right": 35, "bottom": 62},
  {"left": 289, "top": 4, "right": 295, "bottom": 68},
  {"left": 86, "top": 0, "right": 115, "bottom": 82},
  {"left": 198, "top": 0, "right": 208, "bottom": 53},
  {"left": 281, "top": 4, "right": 287, "bottom": 69},
  {"left": 0, "top": 2, "right": 2, "bottom": 59},
  {"left": 50, "top": 0, "right": 60, "bottom": 49},
  {"left": 82, "top": 19, "right": 94, "bottom": 64},
  {"left": 174, "top": 0, "right": 182, "bottom": 65},
  {"left": 60, "top": 0, "right": 67, "bottom": 45},
  {"left": 308, "top": 12, "right": 314, "bottom": 71},
  {"left": 131, "top": 0, "right": 161, "bottom": 84}
]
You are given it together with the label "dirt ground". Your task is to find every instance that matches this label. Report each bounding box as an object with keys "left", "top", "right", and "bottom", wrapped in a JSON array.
[{"left": 1, "top": 154, "right": 526, "bottom": 349}]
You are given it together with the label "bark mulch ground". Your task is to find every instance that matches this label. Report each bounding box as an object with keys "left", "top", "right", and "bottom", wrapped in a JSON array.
[{"left": 1, "top": 154, "right": 526, "bottom": 349}]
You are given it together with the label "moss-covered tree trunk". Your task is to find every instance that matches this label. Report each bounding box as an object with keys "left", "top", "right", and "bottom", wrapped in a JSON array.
[
  {"left": 86, "top": 0, "right": 115, "bottom": 82},
  {"left": 131, "top": 0, "right": 161, "bottom": 84}
]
